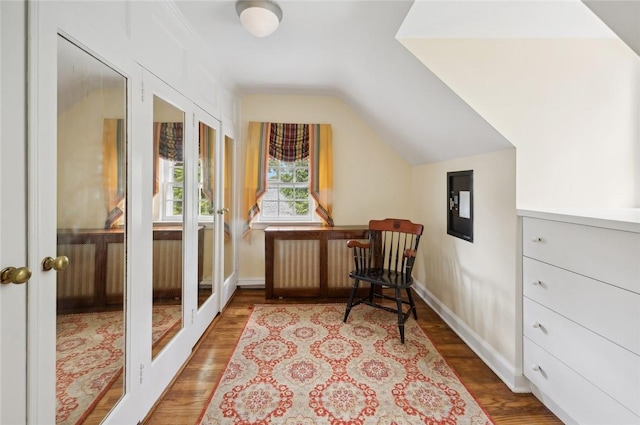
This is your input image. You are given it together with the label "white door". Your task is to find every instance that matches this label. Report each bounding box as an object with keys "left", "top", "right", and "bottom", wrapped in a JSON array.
[
  {"left": 0, "top": 1, "right": 28, "bottom": 423},
  {"left": 55, "top": 35, "right": 135, "bottom": 425},
  {"left": 136, "top": 69, "right": 195, "bottom": 414},
  {"left": 193, "top": 107, "right": 222, "bottom": 334},
  {"left": 220, "top": 128, "right": 238, "bottom": 308},
  {"left": 28, "top": 2, "right": 141, "bottom": 423}
]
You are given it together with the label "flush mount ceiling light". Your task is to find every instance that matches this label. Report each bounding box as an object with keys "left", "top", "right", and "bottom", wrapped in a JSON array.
[{"left": 235, "top": 0, "right": 283, "bottom": 38}]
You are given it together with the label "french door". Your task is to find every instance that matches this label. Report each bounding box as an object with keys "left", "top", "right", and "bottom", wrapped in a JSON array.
[
  {"left": 193, "top": 106, "right": 224, "bottom": 335},
  {"left": 1, "top": 1, "right": 235, "bottom": 423},
  {"left": 27, "top": 4, "right": 141, "bottom": 422}
]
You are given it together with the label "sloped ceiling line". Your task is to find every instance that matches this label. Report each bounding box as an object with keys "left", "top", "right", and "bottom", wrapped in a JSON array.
[{"left": 172, "top": 0, "right": 637, "bottom": 166}]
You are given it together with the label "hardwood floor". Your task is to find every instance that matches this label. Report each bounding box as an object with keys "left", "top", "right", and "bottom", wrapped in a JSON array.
[
  {"left": 81, "top": 304, "right": 183, "bottom": 425},
  {"left": 143, "top": 288, "right": 562, "bottom": 425}
]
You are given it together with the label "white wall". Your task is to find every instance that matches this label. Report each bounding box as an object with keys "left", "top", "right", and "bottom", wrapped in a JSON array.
[
  {"left": 411, "top": 148, "right": 518, "bottom": 370},
  {"left": 400, "top": 38, "right": 640, "bottom": 209},
  {"left": 397, "top": 0, "right": 639, "bottom": 392},
  {"left": 238, "top": 94, "right": 412, "bottom": 280},
  {"left": 57, "top": 88, "right": 125, "bottom": 229}
]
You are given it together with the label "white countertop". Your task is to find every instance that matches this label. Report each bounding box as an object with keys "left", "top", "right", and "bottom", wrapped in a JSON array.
[{"left": 517, "top": 208, "right": 640, "bottom": 233}]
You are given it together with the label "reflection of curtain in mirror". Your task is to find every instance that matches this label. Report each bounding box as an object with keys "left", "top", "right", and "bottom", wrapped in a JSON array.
[
  {"left": 309, "top": 123, "right": 333, "bottom": 226},
  {"left": 153, "top": 122, "right": 183, "bottom": 195},
  {"left": 199, "top": 123, "right": 214, "bottom": 210},
  {"left": 242, "top": 122, "right": 334, "bottom": 235},
  {"left": 103, "top": 119, "right": 125, "bottom": 229},
  {"left": 224, "top": 137, "right": 232, "bottom": 240}
]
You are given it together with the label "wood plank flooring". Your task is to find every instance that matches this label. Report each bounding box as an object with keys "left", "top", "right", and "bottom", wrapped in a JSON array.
[
  {"left": 81, "top": 305, "right": 183, "bottom": 424},
  {"left": 143, "top": 288, "right": 562, "bottom": 425}
]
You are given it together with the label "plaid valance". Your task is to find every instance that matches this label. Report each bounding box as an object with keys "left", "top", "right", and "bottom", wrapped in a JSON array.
[
  {"left": 199, "top": 122, "right": 214, "bottom": 204},
  {"left": 159, "top": 122, "right": 183, "bottom": 162},
  {"left": 244, "top": 121, "right": 334, "bottom": 235},
  {"left": 268, "top": 123, "right": 309, "bottom": 162}
]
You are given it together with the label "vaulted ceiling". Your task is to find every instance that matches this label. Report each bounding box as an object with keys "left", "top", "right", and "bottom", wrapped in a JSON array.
[{"left": 173, "top": 0, "right": 639, "bottom": 166}]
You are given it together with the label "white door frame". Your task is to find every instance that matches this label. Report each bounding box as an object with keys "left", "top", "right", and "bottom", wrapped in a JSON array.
[
  {"left": 0, "top": 1, "right": 28, "bottom": 423},
  {"left": 26, "top": 1, "right": 57, "bottom": 421}
]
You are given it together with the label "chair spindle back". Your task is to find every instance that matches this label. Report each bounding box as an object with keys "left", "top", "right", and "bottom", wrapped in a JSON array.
[{"left": 351, "top": 219, "right": 423, "bottom": 282}]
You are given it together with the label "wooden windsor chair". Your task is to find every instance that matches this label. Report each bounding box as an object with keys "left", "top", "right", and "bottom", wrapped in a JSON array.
[{"left": 343, "top": 218, "right": 424, "bottom": 343}]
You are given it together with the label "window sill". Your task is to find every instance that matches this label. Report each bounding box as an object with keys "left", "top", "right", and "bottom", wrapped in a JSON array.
[
  {"left": 251, "top": 221, "right": 322, "bottom": 230},
  {"left": 153, "top": 221, "right": 215, "bottom": 229},
  {"left": 153, "top": 221, "right": 182, "bottom": 227}
]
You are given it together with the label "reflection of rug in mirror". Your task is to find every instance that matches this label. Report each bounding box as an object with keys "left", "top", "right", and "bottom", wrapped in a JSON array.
[
  {"left": 199, "top": 304, "right": 494, "bottom": 425},
  {"left": 56, "top": 305, "right": 181, "bottom": 424}
]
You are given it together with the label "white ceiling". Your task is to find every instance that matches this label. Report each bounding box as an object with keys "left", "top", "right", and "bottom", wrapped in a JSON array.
[
  {"left": 173, "top": 0, "right": 513, "bottom": 166},
  {"left": 583, "top": 0, "right": 640, "bottom": 56},
  {"left": 172, "top": 0, "right": 639, "bottom": 166},
  {"left": 52, "top": 0, "right": 638, "bottom": 166}
]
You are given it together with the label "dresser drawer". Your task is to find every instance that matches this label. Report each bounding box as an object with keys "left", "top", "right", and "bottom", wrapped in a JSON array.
[
  {"left": 523, "top": 257, "right": 640, "bottom": 355},
  {"left": 523, "top": 217, "right": 640, "bottom": 294},
  {"left": 524, "top": 297, "right": 640, "bottom": 416},
  {"left": 524, "top": 338, "right": 640, "bottom": 425}
]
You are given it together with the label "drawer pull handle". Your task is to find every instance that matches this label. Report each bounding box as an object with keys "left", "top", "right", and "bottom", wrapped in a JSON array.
[
  {"left": 531, "top": 237, "right": 542, "bottom": 243},
  {"left": 532, "top": 321, "right": 541, "bottom": 328},
  {"left": 532, "top": 364, "right": 541, "bottom": 372},
  {"left": 532, "top": 280, "right": 542, "bottom": 286}
]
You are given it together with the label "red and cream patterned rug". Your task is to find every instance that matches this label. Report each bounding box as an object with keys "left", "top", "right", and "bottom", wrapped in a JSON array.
[
  {"left": 199, "top": 304, "right": 494, "bottom": 425},
  {"left": 56, "top": 305, "right": 181, "bottom": 424}
]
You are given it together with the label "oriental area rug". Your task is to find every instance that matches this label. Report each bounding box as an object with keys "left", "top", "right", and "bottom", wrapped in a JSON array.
[
  {"left": 199, "top": 304, "right": 494, "bottom": 425},
  {"left": 56, "top": 305, "right": 182, "bottom": 424}
]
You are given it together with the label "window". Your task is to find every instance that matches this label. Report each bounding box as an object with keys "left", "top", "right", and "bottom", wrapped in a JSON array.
[
  {"left": 160, "top": 159, "right": 183, "bottom": 220},
  {"left": 243, "top": 122, "right": 333, "bottom": 233},
  {"left": 260, "top": 157, "right": 316, "bottom": 222},
  {"left": 197, "top": 159, "right": 214, "bottom": 216},
  {"left": 159, "top": 158, "right": 212, "bottom": 221}
]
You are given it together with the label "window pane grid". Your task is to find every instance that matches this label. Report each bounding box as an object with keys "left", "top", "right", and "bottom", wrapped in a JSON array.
[
  {"left": 160, "top": 159, "right": 212, "bottom": 219},
  {"left": 262, "top": 157, "right": 312, "bottom": 220}
]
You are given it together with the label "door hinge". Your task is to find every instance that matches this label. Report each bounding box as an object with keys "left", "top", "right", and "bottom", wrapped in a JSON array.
[
  {"left": 141, "top": 80, "right": 145, "bottom": 102},
  {"left": 139, "top": 362, "right": 144, "bottom": 384}
]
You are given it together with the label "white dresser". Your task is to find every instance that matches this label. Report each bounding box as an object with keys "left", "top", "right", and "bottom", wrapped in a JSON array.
[{"left": 519, "top": 209, "right": 640, "bottom": 425}]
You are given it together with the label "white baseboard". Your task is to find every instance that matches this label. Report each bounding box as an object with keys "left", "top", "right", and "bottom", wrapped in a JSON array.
[
  {"left": 199, "top": 278, "right": 212, "bottom": 288},
  {"left": 530, "top": 383, "right": 576, "bottom": 425},
  {"left": 412, "top": 280, "right": 531, "bottom": 393},
  {"left": 237, "top": 278, "right": 265, "bottom": 289}
]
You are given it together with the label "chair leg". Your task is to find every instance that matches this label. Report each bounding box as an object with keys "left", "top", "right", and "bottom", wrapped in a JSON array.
[
  {"left": 406, "top": 287, "right": 417, "bottom": 320},
  {"left": 396, "top": 287, "right": 405, "bottom": 344},
  {"left": 343, "top": 279, "right": 360, "bottom": 323},
  {"left": 367, "top": 281, "right": 375, "bottom": 302}
]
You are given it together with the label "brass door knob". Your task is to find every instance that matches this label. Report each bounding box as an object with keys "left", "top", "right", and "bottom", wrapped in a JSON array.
[
  {"left": 1, "top": 266, "right": 32, "bottom": 284},
  {"left": 42, "top": 255, "right": 69, "bottom": 272}
]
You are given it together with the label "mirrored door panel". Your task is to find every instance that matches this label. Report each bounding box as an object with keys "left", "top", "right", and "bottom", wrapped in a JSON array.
[
  {"left": 151, "top": 95, "right": 185, "bottom": 359},
  {"left": 223, "top": 135, "right": 235, "bottom": 283},
  {"left": 56, "top": 35, "right": 127, "bottom": 424},
  {"left": 197, "top": 122, "right": 217, "bottom": 309}
]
